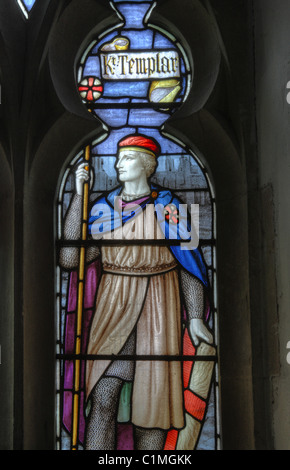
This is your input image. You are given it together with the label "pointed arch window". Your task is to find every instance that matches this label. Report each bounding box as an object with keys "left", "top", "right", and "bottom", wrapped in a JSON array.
[{"left": 55, "top": 0, "right": 220, "bottom": 451}]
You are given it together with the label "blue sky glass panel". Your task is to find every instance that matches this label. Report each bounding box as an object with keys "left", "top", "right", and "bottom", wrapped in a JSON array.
[
  {"left": 22, "top": 0, "right": 36, "bottom": 12},
  {"left": 56, "top": 0, "right": 219, "bottom": 452}
]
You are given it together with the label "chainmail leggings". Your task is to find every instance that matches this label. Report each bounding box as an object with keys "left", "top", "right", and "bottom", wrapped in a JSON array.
[
  {"left": 84, "top": 377, "right": 167, "bottom": 450},
  {"left": 84, "top": 330, "right": 167, "bottom": 450}
]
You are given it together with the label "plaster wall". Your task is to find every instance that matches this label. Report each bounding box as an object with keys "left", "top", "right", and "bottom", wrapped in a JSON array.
[{"left": 254, "top": 0, "right": 290, "bottom": 450}]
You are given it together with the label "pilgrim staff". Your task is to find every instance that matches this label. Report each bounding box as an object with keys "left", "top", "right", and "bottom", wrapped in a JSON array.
[{"left": 71, "top": 145, "right": 91, "bottom": 450}]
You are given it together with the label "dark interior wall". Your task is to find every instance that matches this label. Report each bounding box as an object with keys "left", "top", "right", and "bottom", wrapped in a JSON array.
[
  {"left": 202, "top": 0, "right": 283, "bottom": 450},
  {"left": 0, "top": 0, "right": 26, "bottom": 450},
  {"left": 24, "top": 0, "right": 256, "bottom": 449}
]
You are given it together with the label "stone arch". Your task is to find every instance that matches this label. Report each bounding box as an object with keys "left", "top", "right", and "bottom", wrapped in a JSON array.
[
  {"left": 0, "top": 142, "right": 14, "bottom": 449},
  {"left": 16, "top": 0, "right": 256, "bottom": 450}
]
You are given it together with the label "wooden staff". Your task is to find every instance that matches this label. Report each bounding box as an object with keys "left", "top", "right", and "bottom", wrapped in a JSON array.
[{"left": 71, "top": 145, "right": 91, "bottom": 450}]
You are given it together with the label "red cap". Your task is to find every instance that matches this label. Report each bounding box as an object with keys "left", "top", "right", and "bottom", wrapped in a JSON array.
[{"left": 118, "top": 135, "right": 161, "bottom": 157}]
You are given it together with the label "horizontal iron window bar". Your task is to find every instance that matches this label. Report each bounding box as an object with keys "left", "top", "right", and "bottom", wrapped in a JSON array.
[
  {"left": 56, "top": 239, "right": 215, "bottom": 247},
  {"left": 56, "top": 353, "right": 217, "bottom": 362}
]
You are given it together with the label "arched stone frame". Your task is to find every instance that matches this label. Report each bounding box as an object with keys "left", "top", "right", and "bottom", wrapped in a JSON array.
[
  {"left": 21, "top": 0, "right": 255, "bottom": 449},
  {"left": 55, "top": 135, "right": 218, "bottom": 450}
]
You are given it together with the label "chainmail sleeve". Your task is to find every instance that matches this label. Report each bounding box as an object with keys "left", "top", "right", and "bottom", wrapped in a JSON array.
[
  {"left": 59, "top": 194, "right": 100, "bottom": 269},
  {"left": 180, "top": 268, "right": 205, "bottom": 319}
]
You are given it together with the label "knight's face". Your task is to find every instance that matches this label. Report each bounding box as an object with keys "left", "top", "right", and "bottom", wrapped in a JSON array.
[{"left": 116, "top": 150, "right": 144, "bottom": 182}]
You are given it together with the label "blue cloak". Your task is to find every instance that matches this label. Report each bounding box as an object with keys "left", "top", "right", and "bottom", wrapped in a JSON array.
[{"left": 88, "top": 184, "right": 209, "bottom": 288}]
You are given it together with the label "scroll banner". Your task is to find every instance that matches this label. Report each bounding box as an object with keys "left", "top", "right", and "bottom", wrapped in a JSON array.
[{"left": 100, "top": 50, "right": 180, "bottom": 80}]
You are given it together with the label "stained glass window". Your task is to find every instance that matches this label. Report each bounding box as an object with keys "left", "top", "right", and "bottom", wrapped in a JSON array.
[
  {"left": 55, "top": 0, "right": 220, "bottom": 451},
  {"left": 17, "top": 0, "right": 37, "bottom": 18}
]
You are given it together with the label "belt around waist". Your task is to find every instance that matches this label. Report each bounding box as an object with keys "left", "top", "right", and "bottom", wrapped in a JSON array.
[{"left": 103, "top": 260, "right": 178, "bottom": 276}]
